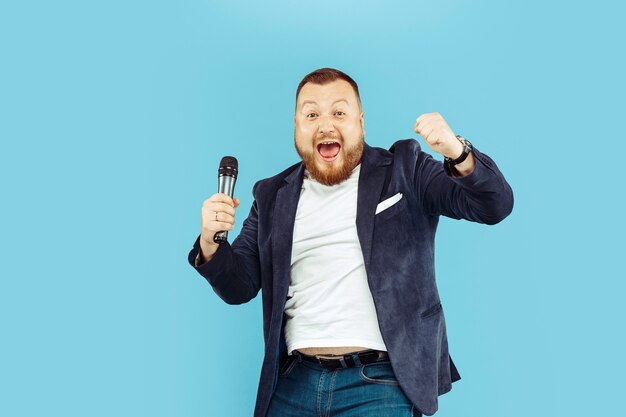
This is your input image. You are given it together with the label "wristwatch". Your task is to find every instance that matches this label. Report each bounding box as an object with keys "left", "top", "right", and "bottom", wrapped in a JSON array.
[{"left": 444, "top": 135, "right": 472, "bottom": 167}]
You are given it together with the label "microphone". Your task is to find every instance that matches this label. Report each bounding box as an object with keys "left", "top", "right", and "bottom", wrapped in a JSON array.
[{"left": 214, "top": 156, "right": 238, "bottom": 244}]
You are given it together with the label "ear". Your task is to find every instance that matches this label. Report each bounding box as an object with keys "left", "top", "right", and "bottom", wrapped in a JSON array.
[{"left": 360, "top": 112, "right": 366, "bottom": 137}]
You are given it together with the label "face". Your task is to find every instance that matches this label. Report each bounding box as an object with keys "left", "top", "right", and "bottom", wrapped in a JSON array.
[{"left": 294, "top": 79, "right": 365, "bottom": 186}]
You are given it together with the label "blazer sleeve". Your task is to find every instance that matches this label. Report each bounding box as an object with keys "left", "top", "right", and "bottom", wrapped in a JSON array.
[
  {"left": 187, "top": 185, "right": 262, "bottom": 305},
  {"left": 416, "top": 144, "right": 514, "bottom": 224}
]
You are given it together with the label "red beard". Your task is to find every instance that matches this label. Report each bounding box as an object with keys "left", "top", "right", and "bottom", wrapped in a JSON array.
[{"left": 295, "top": 132, "right": 364, "bottom": 186}]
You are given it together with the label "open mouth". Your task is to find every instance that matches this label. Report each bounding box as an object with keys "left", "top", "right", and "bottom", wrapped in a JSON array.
[{"left": 316, "top": 141, "right": 341, "bottom": 162}]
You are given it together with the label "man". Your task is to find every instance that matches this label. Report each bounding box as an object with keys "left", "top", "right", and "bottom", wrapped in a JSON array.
[{"left": 188, "top": 68, "right": 513, "bottom": 416}]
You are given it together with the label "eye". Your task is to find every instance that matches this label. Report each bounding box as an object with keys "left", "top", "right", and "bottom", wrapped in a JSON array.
[
  {"left": 306, "top": 113, "right": 318, "bottom": 119},
  {"left": 335, "top": 111, "right": 345, "bottom": 116}
]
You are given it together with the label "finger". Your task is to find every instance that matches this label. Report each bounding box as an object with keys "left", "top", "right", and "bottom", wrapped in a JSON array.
[
  {"left": 415, "top": 113, "right": 430, "bottom": 127},
  {"left": 202, "top": 209, "right": 235, "bottom": 226},
  {"left": 419, "top": 124, "right": 435, "bottom": 141},
  {"left": 413, "top": 120, "right": 420, "bottom": 133},
  {"left": 414, "top": 116, "right": 433, "bottom": 134},
  {"left": 414, "top": 118, "right": 422, "bottom": 133},
  {"left": 203, "top": 201, "right": 236, "bottom": 216},
  {"left": 213, "top": 211, "right": 235, "bottom": 225},
  {"left": 203, "top": 221, "right": 235, "bottom": 233},
  {"left": 202, "top": 211, "right": 235, "bottom": 232},
  {"left": 208, "top": 193, "right": 236, "bottom": 206},
  {"left": 233, "top": 198, "right": 241, "bottom": 208}
]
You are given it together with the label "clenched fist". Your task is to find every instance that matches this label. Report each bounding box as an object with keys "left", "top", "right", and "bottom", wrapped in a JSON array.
[
  {"left": 414, "top": 112, "right": 464, "bottom": 160},
  {"left": 199, "top": 193, "right": 240, "bottom": 262}
]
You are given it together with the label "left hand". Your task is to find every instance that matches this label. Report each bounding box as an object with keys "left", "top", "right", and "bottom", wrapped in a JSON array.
[{"left": 414, "top": 112, "right": 463, "bottom": 159}]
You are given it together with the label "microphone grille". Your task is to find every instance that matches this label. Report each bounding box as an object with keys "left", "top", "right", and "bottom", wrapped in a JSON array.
[{"left": 218, "top": 156, "right": 238, "bottom": 177}]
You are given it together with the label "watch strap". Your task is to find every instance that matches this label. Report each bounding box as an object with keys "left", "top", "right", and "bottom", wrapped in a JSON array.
[{"left": 445, "top": 135, "right": 472, "bottom": 166}]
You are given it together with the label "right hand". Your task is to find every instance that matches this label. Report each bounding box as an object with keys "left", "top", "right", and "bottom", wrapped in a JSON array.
[{"left": 200, "top": 193, "right": 240, "bottom": 261}]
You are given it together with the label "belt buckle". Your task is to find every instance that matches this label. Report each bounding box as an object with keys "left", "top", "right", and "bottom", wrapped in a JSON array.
[
  {"left": 316, "top": 356, "right": 337, "bottom": 369},
  {"left": 317, "top": 355, "right": 347, "bottom": 369}
]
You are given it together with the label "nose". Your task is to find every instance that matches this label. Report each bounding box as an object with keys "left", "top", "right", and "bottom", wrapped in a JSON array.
[{"left": 317, "top": 115, "right": 335, "bottom": 135}]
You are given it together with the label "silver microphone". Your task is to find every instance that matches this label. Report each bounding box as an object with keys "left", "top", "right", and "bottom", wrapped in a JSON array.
[{"left": 214, "top": 156, "right": 238, "bottom": 244}]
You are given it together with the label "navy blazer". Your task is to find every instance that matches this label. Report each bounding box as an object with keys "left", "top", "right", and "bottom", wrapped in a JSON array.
[{"left": 188, "top": 139, "right": 514, "bottom": 416}]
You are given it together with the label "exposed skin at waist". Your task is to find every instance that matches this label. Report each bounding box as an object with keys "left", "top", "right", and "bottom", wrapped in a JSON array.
[{"left": 296, "top": 346, "right": 372, "bottom": 358}]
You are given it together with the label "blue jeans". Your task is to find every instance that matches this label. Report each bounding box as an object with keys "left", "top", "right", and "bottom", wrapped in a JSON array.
[{"left": 266, "top": 351, "right": 422, "bottom": 417}]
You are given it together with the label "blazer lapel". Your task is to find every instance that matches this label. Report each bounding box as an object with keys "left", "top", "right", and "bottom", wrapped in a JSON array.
[
  {"left": 271, "top": 163, "right": 305, "bottom": 306},
  {"left": 356, "top": 143, "right": 392, "bottom": 270}
]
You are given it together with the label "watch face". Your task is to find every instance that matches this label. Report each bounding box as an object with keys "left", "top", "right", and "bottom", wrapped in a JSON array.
[{"left": 460, "top": 138, "right": 471, "bottom": 151}]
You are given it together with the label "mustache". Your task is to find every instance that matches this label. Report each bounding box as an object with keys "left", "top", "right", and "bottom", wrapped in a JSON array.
[{"left": 315, "top": 132, "right": 342, "bottom": 141}]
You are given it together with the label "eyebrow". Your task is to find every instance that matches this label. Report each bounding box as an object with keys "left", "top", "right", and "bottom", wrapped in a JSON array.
[{"left": 300, "top": 99, "right": 349, "bottom": 107}]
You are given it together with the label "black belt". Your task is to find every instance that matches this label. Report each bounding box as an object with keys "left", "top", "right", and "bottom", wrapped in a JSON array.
[{"left": 295, "top": 349, "right": 389, "bottom": 369}]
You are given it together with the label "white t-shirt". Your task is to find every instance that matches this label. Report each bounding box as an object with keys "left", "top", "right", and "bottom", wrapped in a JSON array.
[{"left": 284, "top": 164, "right": 388, "bottom": 355}]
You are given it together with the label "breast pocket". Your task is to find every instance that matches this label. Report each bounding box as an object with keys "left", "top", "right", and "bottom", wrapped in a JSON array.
[{"left": 374, "top": 193, "right": 407, "bottom": 220}]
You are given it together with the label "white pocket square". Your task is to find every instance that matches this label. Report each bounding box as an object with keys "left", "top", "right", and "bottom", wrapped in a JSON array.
[{"left": 375, "top": 192, "right": 403, "bottom": 215}]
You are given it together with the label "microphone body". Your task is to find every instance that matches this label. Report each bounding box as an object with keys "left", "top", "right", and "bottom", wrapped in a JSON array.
[{"left": 214, "top": 156, "right": 238, "bottom": 244}]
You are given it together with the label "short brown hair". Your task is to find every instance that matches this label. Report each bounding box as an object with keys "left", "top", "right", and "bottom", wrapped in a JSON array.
[{"left": 295, "top": 68, "right": 361, "bottom": 109}]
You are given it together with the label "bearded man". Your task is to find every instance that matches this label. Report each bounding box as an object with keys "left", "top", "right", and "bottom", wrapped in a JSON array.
[{"left": 188, "top": 67, "right": 514, "bottom": 417}]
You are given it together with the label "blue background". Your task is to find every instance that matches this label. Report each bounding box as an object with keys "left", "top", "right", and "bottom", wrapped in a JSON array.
[{"left": 1, "top": 0, "right": 624, "bottom": 416}]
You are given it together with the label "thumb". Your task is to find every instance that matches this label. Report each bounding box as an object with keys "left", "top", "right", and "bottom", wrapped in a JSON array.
[{"left": 233, "top": 197, "right": 241, "bottom": 208}]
